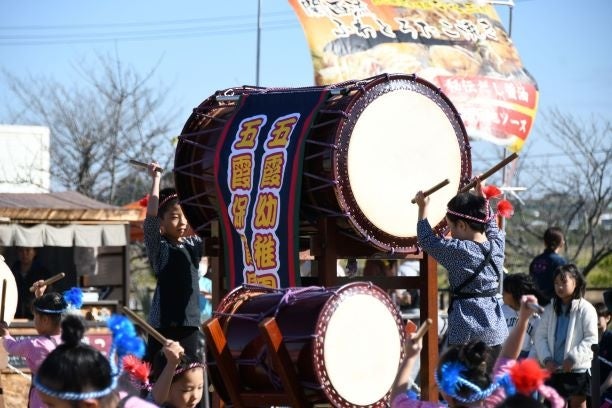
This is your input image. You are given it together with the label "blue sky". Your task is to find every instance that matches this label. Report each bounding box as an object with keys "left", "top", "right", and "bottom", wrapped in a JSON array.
[{"left": 1, "top": 0, "right": 611, "bottom": 177}]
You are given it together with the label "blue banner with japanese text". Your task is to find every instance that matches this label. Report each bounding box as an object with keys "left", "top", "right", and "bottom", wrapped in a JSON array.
[{"left": 214, "top": 91, "right": 327, "bottom": 289}]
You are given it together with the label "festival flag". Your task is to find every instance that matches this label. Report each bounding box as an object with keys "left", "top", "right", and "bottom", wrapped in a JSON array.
[
  {"left": 214, "top": 90, "right": 327, "bottom": 288},
  {"left": 289, "top": 0, "right": 538, "bottom": 152}
]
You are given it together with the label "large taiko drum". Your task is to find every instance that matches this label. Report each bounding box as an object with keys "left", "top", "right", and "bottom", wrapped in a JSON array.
[
  {"left": 174, "top": 73, "right": 471, "bottom": 253},
  {"left": 207, "top": 282, "right": 405, "bottom": 407}
]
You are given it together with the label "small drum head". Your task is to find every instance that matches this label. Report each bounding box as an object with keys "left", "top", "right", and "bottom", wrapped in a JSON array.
[{"left": 314, "top": 282, "right": 404, "bottom": 407}]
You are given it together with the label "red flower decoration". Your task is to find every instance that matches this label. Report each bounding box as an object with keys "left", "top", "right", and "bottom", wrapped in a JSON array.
[
  {"left": 482, "top": 185, "right": 502, "bottom": 199},
  {"left": 123, "top": 355, "right": 151, "bottom": 383},
  {"left": 138, "top": 194, "right": 149, "bottom": 208},
  {"left": 509, "top": 358, "right": 550, "bottom": 395},
  {"left": 497, "top": 199, "right": 514, "bottom": 218}
]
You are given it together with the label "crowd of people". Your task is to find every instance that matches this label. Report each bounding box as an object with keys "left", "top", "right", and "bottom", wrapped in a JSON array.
[{"left": 2, "top": 166, "right": 610, "bottom": 408}]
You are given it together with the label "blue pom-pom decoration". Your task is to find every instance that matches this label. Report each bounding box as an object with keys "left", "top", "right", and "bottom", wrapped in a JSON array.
[
  {"left": 405, "top": 390, "right": 419, "bottom": 400},
  {"left": 63, "top": 287, "right": 84, "bottom": 309},
  {"left": 107, "top": 314, "right": 144, "bottom": 359},
  {"left": 107, "top": 315, "right": 137, "bottom": 337},
  {"left": 439, "top": 362, "right": 465, "bottom": 396}
]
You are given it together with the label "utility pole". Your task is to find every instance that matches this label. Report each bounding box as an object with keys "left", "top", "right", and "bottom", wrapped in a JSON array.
[{"left": 256, "top": 0, "right": 262, "bottom": 86}]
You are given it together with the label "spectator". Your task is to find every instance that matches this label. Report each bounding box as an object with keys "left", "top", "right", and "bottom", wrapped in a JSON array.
[
  {"left": 534, "top": 264, "right": 598, "bottom": 408},
  {"left": 11, "top": 246, "right": 52, "bottom": 319},
  {"left": 501, "top": 273, "right": 547, "bottom": 358},
  {"left": 599, "top": 290, "right": 612, "bottom": 405},
  {"left": 529, "top": 227, "right": 567, "bottom": 301}
]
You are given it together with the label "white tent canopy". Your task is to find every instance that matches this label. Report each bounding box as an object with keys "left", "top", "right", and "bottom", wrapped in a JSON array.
[{"left": 0, "top": 223, "right": 127, "bottom": 247}]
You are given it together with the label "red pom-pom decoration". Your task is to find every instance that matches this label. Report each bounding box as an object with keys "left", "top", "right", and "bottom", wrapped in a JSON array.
[
  {"left": 123, "top": 355, "right": 151, "bottom": 384},
  {"left": 497, "top": 199, "right": 514, "bottom": 218},
  {"left": 482, "top": 185, "right": 502, "bottom": 199},
  {"left": 138, "top": 194, "right": 149, "bottom": 208},
  {"left": 509, "top": 358, "right": 550, "bottom": 395}
]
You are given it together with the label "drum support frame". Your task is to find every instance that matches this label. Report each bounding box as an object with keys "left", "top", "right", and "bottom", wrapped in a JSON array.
[
  {"left": 204, "top": 217, "right": 440, "bottom": 406},
  {"left": 203, "top": 316, "right": 310, "bottom": 408},
  {"left": 311, "top": 217, "right": 440, "bottom": 402}
]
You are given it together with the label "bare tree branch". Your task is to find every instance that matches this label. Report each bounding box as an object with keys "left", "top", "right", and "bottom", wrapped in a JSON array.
[
  {"left": 2, "top": 54, "right": 176, "bottom": 204},
  {"left": 506, "top": 109, "right": 612, "bottom": 276}
]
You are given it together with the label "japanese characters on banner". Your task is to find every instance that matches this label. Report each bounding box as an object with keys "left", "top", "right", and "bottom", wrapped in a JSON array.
[
  {"left": 215, "top": 91, "right": 327, "bottom": 288},
  {"left": 289, "top": 0, "right": 538, "bottom": 152}
]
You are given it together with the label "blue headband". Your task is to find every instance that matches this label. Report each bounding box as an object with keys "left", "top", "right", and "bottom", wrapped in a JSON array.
[
  {"left": 32, "top": 314, "right": 144, "bottom": 401},
  {"left": 33, "top": 375, "right": 117, "bottom": 401},
  {"left": 434, "top": 361, "right": 515, "bottom": 404},
  {"left": 34, "top": 287, "right": 83, "bottom": 314}
]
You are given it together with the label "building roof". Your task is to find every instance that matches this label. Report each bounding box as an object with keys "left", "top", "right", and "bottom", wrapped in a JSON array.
[{"left": 0, "top": 191, "right": 142, "bottom": 223}]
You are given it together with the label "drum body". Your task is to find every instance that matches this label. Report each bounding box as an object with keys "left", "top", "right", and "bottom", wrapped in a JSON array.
[
  {"left": 208, "top": 282, "right": 405, "bottom": 407},
  {"left": 175, "top": 74, "right": 471, "bottom": 253}
]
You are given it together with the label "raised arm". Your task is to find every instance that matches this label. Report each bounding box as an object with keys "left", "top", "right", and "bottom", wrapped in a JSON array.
[
  {"left": 147, "top": 161, "right": 162, "bottom": 218},
  {"left": 500, "top": 294, "right": 539, "bottom": 359},
  {"left": 151, "top": 340, "right": 184, "bottom": 405}
]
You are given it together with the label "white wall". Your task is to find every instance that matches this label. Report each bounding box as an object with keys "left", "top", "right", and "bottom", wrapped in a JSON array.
[{"left": 0, "top": 124, "right": 50, "bottom": 193}]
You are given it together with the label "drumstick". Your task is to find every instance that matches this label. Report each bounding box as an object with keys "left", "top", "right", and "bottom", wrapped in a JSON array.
[
  {"left": 527, "top": 303, "right": 545, "bottom": 314},
  {"left": 29, "top": 272, "right": 65, "bottom": 293},
  {"left": 0, "top": 279, "right": 6, "bottom": 323},
  {"left": 459, "top": 152, "right": 519, "bottom": 193},
  {"left": 122, "top": 306, "right": 167, "bottom": 345},
  {"left": 129, "top": 159, "right": 164, "bottom": 173},
  {"left": 411, "top": 179, "right": 450, "bottom": 203},
  {"left": 412, "top": 318, "right": 432, "bottom": 341}
]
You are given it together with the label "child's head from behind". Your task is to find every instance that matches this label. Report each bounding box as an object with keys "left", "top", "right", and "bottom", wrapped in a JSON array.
[
  {"left": 436, "top": 341, "right": 492, "bottom": 406},
  {"left": 35, "top": 315, "right": 117, "bottom": 408},
  {"left": 543, "top": 227, "right": 564, "bottom": 251},
  {"left": 158, "top": 187, "right": 187, "bottom": 243},
  {"left": 151, "top": 352, "right": 204, "bottom": 408},
  {"left": 497, "top": 394, "right": 546, "bottom": 408},
  {"left": 32, "top": 292, "right": 67, "bottom": 335},
  {"left": 552, "top": 264, "right": 585, "bottom": 308},
  {"left": 502, "top": 273, "right": 548, "bottom": 309},
  {"left": 446, "top": 192, "right": 488, "bottom": 237}
]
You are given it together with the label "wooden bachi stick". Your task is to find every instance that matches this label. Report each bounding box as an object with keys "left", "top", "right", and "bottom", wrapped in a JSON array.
[
  {"left": 122, "top": 306, "right": 167, "bottom": 345},
  {"left": 412, "top": 318, "right": 433, "bottom": 341},
  {"left": 460, "top": 152, "right": 519, "bottom": 193},
  {"left": 129, "top": 159, "right": 164, "bottom": 173},
  {"left": 411, "top": 179, "right": 450, "bottom": 203},
  {"left": 0, "top": 279, "right": 6, "bottom": 323},
  {"left": 29, "top": 272, "right": 65, "bottom": 293}
]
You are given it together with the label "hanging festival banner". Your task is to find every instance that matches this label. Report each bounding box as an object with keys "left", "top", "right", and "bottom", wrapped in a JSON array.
[
  {"left": 289, "top": 0, "right": 538, "bottom": 152},
  {"left": 214, "top": 90, "right": 327, "bottom": 288}
]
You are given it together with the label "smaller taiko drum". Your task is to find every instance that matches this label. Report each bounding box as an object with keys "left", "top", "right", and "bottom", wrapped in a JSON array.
[{"left": 207, "top": 282, "right": 405, "bottom": 407}]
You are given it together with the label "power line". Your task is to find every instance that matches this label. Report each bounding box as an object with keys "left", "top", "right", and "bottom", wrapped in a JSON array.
[
  {"left": 0, "top": 11, "right": 294, "bottom": 30},
  {"left": 0, "top": 20, "right": 297, "bottom": 47}
]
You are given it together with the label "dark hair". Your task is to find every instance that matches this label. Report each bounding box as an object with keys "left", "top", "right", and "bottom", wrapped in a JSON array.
[
  {"left": 552, "top": 264, "right": 586, "bottom": 315},
  {"left": 37, "top": 315, "right": 114, "bottom": 399},
  {"left": 497, "top": 393, "right": 546, "bottom": 408},
  {"left": 543, "top": 227, "right": 564, "bottom": 250},
  {"left": 437, "top": 341, "right": 491, "bottom": 401},
  {"left": 446, "top": 192, "right": 488, "bottom": 233},
  {"left": 594, "top": 302, "right": 610, "bottom": 318},
  {"left": 503, "top": 273, "right": 549, "bottom": 306},
  {"left": 158, "top": 187, "right": 179, "bottom": 218},
  {"left": 33, "top": 292, "right": 68, "bottom": 325},
  {"left": 150, "top": 351, "right": 202, "bottom": 384}
]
